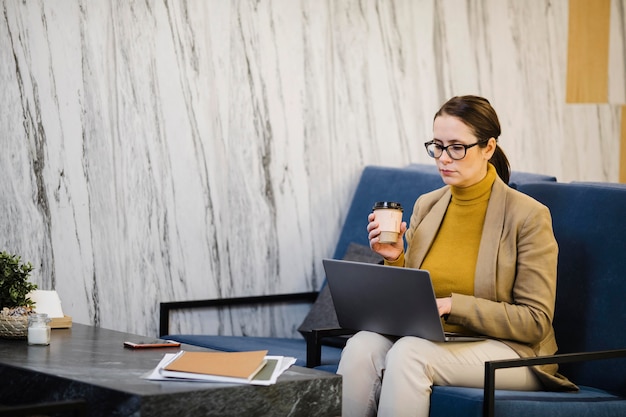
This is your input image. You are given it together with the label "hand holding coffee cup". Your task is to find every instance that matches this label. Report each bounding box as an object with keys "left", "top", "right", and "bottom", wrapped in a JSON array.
[{"left": 372, "top": 201, "right": 403, "bottom": 243}]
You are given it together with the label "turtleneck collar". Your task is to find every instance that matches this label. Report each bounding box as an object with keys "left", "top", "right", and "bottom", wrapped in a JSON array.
[{"left": 450, "top": 163, "right": 497, "bottom": 204}]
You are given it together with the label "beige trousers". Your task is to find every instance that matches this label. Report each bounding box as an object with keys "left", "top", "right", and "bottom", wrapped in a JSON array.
[{"left": 337, "top": 331, "right": 542, "bottom": 417}]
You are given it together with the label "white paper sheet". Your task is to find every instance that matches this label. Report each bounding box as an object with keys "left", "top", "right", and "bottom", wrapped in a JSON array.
[
  {"left": 143, "top": 353, "right": 297, "bottom": 386},
  {"left": 28, "top": 290, "right": 65, "bottom": 318}
]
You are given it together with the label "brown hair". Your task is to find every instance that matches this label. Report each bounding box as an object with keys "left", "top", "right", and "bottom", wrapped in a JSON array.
[{"left": 434, "top": 95, "right": 511, "bottom": 184}]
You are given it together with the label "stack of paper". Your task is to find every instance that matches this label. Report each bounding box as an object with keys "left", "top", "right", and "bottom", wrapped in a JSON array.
[
  {"left": 28, "top": 290, "right": 72, "bottom": 328},
  {"left": 144, "top": 350, "right": 296, "bottom": 386}
]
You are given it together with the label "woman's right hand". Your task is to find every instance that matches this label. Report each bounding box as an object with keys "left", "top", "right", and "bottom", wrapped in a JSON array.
[{"left": 367, "top": 212, "right": 407, "bottom": 262}]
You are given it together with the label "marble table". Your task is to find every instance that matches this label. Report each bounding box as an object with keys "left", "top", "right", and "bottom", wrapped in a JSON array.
[{"left": 0, "top": 323, "right": 341, "bottom": 416}]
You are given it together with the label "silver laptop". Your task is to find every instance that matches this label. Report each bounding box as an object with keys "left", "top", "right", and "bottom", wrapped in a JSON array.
[{"left": 322, "top": 258, "right": 485, "bottom": 342}]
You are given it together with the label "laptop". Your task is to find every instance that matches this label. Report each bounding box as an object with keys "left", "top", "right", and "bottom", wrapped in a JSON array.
[{"left": 322, "top": 258, "right": 486, "bottom": 342}]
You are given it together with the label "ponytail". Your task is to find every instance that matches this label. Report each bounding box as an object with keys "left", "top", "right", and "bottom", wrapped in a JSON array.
[{"left": 489, "top": 145, "right": 510, "bottom": 184}]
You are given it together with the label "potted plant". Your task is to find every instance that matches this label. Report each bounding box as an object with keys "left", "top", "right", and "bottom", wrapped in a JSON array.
[{"left": 0, "top": 251, "right": 37, "bottom": 339}]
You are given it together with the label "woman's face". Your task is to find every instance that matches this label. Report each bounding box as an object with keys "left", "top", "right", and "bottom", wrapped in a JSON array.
[{"left": 432, "top": 114, "right": 496, "bottom": 188}]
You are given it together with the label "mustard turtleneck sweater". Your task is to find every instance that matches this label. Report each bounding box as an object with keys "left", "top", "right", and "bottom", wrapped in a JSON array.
[{"left": 420, "top": 164, "right": 496, "bottom": 333}]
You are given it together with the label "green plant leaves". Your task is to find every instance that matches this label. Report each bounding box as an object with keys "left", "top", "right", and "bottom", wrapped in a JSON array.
[{"left": 0, "top": 251, "right": 37, "bottom": 309}]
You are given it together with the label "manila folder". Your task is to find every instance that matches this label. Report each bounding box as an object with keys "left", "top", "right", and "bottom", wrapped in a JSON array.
[{"left": 163, "top": 350, "right": 269, "bottom": 380}]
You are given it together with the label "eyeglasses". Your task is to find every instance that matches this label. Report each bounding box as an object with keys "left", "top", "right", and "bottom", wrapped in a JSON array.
[{"left": 424, "top": 140, "right": 483, "bottom": 160}]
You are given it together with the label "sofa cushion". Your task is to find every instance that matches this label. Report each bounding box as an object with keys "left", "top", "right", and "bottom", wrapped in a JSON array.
[
  {"left": 508, "top": 171, "right": 556, "bottom": 189},
  {"left": 297, "top": 243, "right": 382, "bottom": 335},
  {"left": 295, "top": 285, "right": 338, "bottom": 336},
  {"left": 430, "top": 385, "right": 626, "bottom": 417}
]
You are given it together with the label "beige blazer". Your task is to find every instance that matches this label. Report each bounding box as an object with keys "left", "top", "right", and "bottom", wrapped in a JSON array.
[{"left": 404, "top": 176, "right": 576, "bottom": 391}]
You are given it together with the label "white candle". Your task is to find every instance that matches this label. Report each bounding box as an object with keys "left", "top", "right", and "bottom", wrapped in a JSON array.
[{"left": 28, "top": 325, "right": 50, "bottom": 345}]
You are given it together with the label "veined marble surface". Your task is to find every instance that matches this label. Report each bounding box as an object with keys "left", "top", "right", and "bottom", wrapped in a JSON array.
[{"left": 0, "top": 0, "right": 624, "bottom": 337}]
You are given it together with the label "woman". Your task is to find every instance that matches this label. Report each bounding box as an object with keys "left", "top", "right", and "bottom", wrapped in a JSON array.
[{"left": 337, "top": 96, "right": 575, "bottom": 417}]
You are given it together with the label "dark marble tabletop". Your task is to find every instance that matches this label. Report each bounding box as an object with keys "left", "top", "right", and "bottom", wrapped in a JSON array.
[{"left": 0, "top": 323, "right": 341, "bottom": 416}]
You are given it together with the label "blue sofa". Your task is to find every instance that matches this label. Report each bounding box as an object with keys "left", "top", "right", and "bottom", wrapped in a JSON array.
[{"left": 160, "top": 164, "right": 626, "bottom": 416}]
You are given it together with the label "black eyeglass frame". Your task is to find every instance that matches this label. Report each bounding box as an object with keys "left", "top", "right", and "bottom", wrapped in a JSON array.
[{"left": 423, "top": 140, "right": 485, "bottom": 160}]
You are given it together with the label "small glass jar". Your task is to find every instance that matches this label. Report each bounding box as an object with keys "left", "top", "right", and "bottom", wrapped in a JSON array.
[{"left": 28, "top": 313, "right": 51, "bottom": 346}]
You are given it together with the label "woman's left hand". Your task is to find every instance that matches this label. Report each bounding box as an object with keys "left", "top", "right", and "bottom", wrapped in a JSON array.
[{"left": 436, "top": 297, "right": 452, "bottom": 317}]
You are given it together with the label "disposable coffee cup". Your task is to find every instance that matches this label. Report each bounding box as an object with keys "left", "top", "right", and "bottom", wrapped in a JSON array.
[{"left": 372, "top": 201, "right": 403, "bottom": 243}]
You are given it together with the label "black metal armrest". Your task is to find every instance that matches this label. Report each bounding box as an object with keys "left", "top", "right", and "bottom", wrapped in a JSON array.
[
  {"left": 303, "top": 327, "right": 356, "bottom": 368},
  {"left": 483, "top": 348, "right": 626, "bottom": 417},
  {"left": 159, "top": 291, "right": 318, "bottom": 336}
]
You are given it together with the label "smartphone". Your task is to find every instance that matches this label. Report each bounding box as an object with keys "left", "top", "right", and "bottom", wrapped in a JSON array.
[{"left": 123, "top": 340, "right": 182, "bottom": 349}]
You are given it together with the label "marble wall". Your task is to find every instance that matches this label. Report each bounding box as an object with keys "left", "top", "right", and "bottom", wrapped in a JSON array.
[{"left": 1, "top": 0, "right": 624, "bottom": 338}]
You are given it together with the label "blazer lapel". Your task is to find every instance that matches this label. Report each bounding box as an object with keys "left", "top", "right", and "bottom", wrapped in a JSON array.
[
  {"left": 474, "top": 178, "right": 507, "bottom": 300},
  {"left": 408, "top": 189, "right": 452, "bottom": 266}
]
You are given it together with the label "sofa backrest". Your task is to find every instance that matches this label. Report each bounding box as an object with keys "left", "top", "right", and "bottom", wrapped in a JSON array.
[
  {"left": 405, "top": 163, "right": 557, "bottom": 189},
  {"left": 517, "top": 182, "right": 626, "bottom": 395}
]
